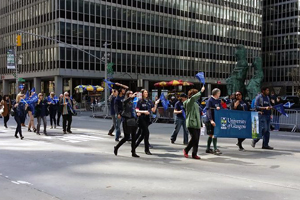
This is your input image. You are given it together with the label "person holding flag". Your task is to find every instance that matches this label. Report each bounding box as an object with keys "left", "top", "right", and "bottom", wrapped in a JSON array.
[
  {"left": 13, "top": 94, "right": 28, "bottom": 140},
  {"left": 48, "top": 92, "right": 59, "bottom": 129},
  {"left": 183, "top": 86, "right": 205, "bottom": 159},
  {"left": 252, "top": 86, "right": 274, "bottom": 150},
  {"left": 170, "top": 93, "right": 189, "bottom": 145}
]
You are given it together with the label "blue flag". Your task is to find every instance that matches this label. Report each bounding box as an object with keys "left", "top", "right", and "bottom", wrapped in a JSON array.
[
  {"left": 283, "top": 102, "right": 294, "bottom": 108},
  {"left": 160, "top": 94, "right": 169, "bottom": 111},
  {"left": 31, "top": 87, "right": 36, "bottom": 93},
  {"left": 196, "top": 72, "right": 205, "bottom": 85},
  {"left": 27, "top": 93, "right": 38, "bottom": 105},
  {"left": 25, "top": 90, "right": 30, "bottom": 100},
  {"left": 273, "top": 104, "right": 288, "bottom": 117},
  {"left": 133, "top": 97, "right": 139, "bottom": 108},
  {"left": 53, "top": 96, "right": 59, "bottom": 103},
  {"left": 104, "top": 79, "right": 115, "bottom": 90},
  {"left": 20, "top": 99, "right": 28, "bottom": 104},
  {"left": 19, "top": 84, "right": 24, "bottom": 90}
]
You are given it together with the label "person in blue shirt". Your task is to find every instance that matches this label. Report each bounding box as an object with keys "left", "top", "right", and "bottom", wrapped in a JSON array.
[
  {"left": 170, "top": 93, "right": 188, "bottom": 144},
  {"left": 252, "top": 86, "right": 274, "bottom": 150},
  {"left": 205, "top": 88, "right": 222, "bottom": 155},
  {"left": 108, "top": 89, "right": 118, "bottom": 136},
  {"left": 230, "top": 91, "right": 249, "bottom": 151}
]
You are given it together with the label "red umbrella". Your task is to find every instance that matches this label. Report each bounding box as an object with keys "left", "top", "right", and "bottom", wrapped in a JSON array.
[
  {"left": 154, "top": 81, "right": 168, "bottom": 87},
  {"left": 167, "top": 80, "right": 182, "bottom": 86}
]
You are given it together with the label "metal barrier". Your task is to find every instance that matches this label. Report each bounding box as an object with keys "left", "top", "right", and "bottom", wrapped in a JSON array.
[
  {"left": 271, "top": 109, "right": 299, "bottom": 132},
  {"left": 155, "top": 107, "right": 175, "bottom": 123},
  {"left": 91, "top": 104, "right": 111, "bottom": 118}
]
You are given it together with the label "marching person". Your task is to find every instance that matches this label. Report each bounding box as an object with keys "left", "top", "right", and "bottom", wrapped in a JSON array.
[
  {"left": 48, "top": 92, "right": 58, "bottom": 129},
  {"left": 183, "top": 86, "right": 205, "bottom": 159},
  {"left": 60, "top": 92, "right": 74, "bottom": 134},
  {"left": 252, "top": 86, "right": 274, "bottom": 150},
  {"left": 13, "top": 94, "right": 28, "bottom": 140},
  {"left": 1, "top": 95, "right": 12, "bottom": 128},
  {"left": 135, "top": 89, "right": 160, "bottom": 155},
  {"left": 108, "top": 89, "right": 118, "bottom": 136},
  {"left": 35, "top": 93, "right": 49, "bottom": 135},
  {"left": 230, "top": 91, "right": 249, "bottom": 151},
  {"left": 57, "top": 94, "right": 63, "bottom": 126},
  {"left": 205, "top": 88, "right": 222, "bottom": 155},
  {"left": 114, "top": 87, "right": 126, "bottom": 141},
  {"left": 114, "top": 91, "right": 140, "bottom": 158},
  {"left": 27, "top": 91, "right": 37, "bottom": 132},
  {"left": 170, "top": 93, "right": 189, "bottom": 145}
]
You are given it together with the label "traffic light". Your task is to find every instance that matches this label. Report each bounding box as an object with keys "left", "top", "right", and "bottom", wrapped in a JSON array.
[{"left": 16, "top": 35, "right": 22, "bottom": 46}]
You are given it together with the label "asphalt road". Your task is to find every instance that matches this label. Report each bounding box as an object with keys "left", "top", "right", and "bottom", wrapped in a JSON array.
[{"left": 0, "top": 113, "right": 299, "bottom": 200}]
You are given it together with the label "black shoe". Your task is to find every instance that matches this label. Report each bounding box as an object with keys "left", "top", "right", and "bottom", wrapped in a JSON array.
[
  {"left": 44, "top": 132, "right": 48, "bottom": 136},
  {"left": 149, "top": 144, "right": 153, "bottom": 149},
  {"left": 4, "top": 125, "right": 8, "bottom": 128},
  {"left": 20, "top": 136, "right": 24, "bottom": 140},
  {"left": 108, "top": 133, "right": 114, "bottom": 136},
  {"left": 262, "top": 146, "right": 274, "bottom": 150},
  {"left": 206, "top": 149, "right": 214, "bottom": 154},
  {"left": 67, "top": 131, "right": 72, "bottom": 133},
  {"left": 214, "top": 149, "right": 222, "bottom": 155},
  {"left": 236, "top": 143, "right": 245, "bottom": 151},
  {"left": 145, "top": 151, "right": 152, "bottom": 155},
  {"left": 251, "top": 140, "right": 256, "bottom": 148},
  {"left": 57, "top": 124, "right": 60, "bottom": 126},
  {"left": 132, "top": 153, "right": 140, "bottom": 158},
  {"left": 114, "top": 146, "right": 118, "bottom": 156},
  {"left": 15, "top": 135, "right": 19, "bottom": 139},
  {"left": 36, "top": 132, "right": 40, "bottom": 135},
  {"left": 63, "top": 131, "right": 67, "bottom": 134},
  {"left": 171, "top": 140, "right": 175, "bottom": 144},
  {"left": 115, "top": 139, "right": 119, "bottom": 142},
  {"left": 33, "top": 128, "right": 37, "bottom": 133}
]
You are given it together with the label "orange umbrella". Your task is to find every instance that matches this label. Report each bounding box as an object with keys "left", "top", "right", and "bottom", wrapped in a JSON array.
[
  {"left": 154, "top": 81, "right": 168, "bottom": 87},
  {"left": 167, "top": 80, "right": 182, "bottom": 86},
  {"left": 182, "top": 81, "right": 194, "bottom": 86}
]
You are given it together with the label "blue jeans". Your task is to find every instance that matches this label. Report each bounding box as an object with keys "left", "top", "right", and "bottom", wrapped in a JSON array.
[
  {"left": 115, "top": 115, "right": 122, "bottom": 140},
  {"left": 170, "top": 118, "right": 188, "bottom": 144},
  {"left": 253, "top": 115, "right": 271, "bottom": 147}
]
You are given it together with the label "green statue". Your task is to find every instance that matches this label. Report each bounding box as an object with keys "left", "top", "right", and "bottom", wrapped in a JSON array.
[
  {"left": 226, "top": 45, "right": 249, "bottom": 95},
  {"left": 246, "top": 57, "right": 263, "bottom": 100}
]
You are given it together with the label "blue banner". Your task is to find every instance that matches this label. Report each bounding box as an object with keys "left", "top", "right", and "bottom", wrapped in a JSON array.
[
  {"left": 283, "top": 102, "right": 294, "bottom": 108},
  {"left": 160, "top": 93, "right": 169, "bottom": 111},
  {"left": 214, "top": 109, "right": 261, "bottom": 139}
]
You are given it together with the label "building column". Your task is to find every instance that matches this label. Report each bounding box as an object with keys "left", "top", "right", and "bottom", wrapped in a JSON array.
[
  {"left": 54, "top": 76, "right": 63, "bottom": 96},
  {"left": 2, "top": 80, "right": 10, "bottom": 95},
  {"left": 143, "top": 80, "right": 149, "bottom": 91},
  {"left": 292, "top": 85, "right": 295, "bottom": 96},
  {"left": 69, "top": 78, "right": 73, "bottom": 97},
  {"left": 207, "top": 83, "right": 212, "bottom": 96},
  {"left": 33, "top": 77, "right": 41, "bottom": 93}
]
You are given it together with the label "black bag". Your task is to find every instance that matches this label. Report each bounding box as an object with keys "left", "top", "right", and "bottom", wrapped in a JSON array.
[
  {"left": 10, "top": 108, "right": 15, "bottom": 117},
  {"left": 127, "top": 118, "right": 137, "bottom": 127}
]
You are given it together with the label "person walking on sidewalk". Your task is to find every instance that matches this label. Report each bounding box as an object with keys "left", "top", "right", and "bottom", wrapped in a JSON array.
[
  {"left": 1, "top": 95, "right": 12, "bottom": 128},
  {"left": 114, "top": 91, "right": 140, "bottom": 158},
  {"left": 170, "top": 93, "right": 189, "bottom": 145},
  {"left": 60, "top": 92, "right": 74, "bottom": 134},
  {"left": 48, "top": 92, "right": 58, "bottom": 129},
  {"left": 27, "top": 91, "right": 37, "bottom": 133},
  {"left": 35, "top": 93, "right": 49, "bottom": 135},
  {"left": 252, "top": 86, "right": 274, "bottom": 150},
  {"left": 13, "top": 94, "right": 28, "bottom": 140},
  {"left": 230, "top": 91, "right": 249, "bottom": 151},
  {"left": 108, "top": 89, "right": 118, "bottom": 136},
  {"left": 183, "top": 86, "right": 205, "bottom": 159},
  {"left": 205, "top": 88, "right": 222, "bottom": 155}
]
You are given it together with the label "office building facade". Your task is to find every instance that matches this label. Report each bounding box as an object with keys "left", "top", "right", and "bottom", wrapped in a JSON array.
[
  {"left": 263, "top": 0, "right": 300, "bottom": 95},
  {"left": 0, "top": 0, "right": 261, "bottom": 99}
]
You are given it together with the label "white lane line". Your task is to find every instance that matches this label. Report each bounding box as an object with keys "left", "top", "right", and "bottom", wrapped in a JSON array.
[{"left": 11, "top": 181, "right": 20, "bottom": 184}]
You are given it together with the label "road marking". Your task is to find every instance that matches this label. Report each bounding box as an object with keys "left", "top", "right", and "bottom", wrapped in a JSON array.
[{"left": 50, "top": 134, "right": 105, "bottom": 143}]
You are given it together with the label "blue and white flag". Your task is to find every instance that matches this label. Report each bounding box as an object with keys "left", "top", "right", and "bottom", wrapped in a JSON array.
[
  {"left": 20, "top": 99, "right": 28, "bottom": 104},
  {"left": 27, "top": 93, "right": 38, "bottom": 105},
  {"left": 283, "top": 102, "right": 294, "bottom": 108},
  {"left": 196, "top": 72, "right": 205, "bottom": 85},
  {"left": 104, "top": 79, "right": 115, "bottom": 90},
  {"left": 31, "top": 87, "right": 36, "bottom": 93},
  {"left": 25, "top": 90, "right": 30, "bottom": 100},
  {"left": 19, "top": 84, "right": 24, "bottom": 90},
  {"left": 160, "top": 93, "right": 169, "bottom": 111},
  {"left": 133, "top": 97, "right": 139, "bottom": 108},
  {"left": 273, "top": 103, "right": 288, "bottom": 117},
  {"left": 47, "top": 96, "right": 54, "bottom": 104},
  {"left": 53, "top": 96, "right": 59, "bottom": 103}
]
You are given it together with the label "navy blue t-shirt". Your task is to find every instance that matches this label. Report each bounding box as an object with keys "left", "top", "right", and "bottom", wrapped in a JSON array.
[
  {"left": 206, "top": 97, "right": 221, "bottom": 121},
  {"left": 174, "top": 101, "right": 184, "bottom": 119},
  {"left": 136, "top": 99, "right": 153, "bottom": 114},
  {"left": 110, "top": 96, "right": 116, "bottom": 115},
  {"left": 255, "top": 94, "right": 271, "bottom": 116}
]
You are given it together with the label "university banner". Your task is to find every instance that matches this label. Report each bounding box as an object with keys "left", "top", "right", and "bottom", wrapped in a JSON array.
[{"left": 214, "top": 110, "right": 261, "bottom": 139}]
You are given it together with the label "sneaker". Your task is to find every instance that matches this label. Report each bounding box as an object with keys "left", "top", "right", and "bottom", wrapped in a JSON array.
[
  {"left": 192, "top": 155, "right": 201, "bottom": 159},
  {"left": 183, "top": 149, "right": 188, "bottom": 158},
  {"left": 132, "top": 153, "right": 140, "bottom": 158},
  {"left": 214, "top": 149, "right": 222, "bottom": 155},
  {"left": 262, "top": 146, "right": 274, "bottom": 150},
  {"left": 206, "top": 149, "right": 214, "bottom": 154}
]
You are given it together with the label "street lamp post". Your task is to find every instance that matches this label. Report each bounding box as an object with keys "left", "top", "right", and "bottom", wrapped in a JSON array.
[{"left": 103, "top": 42, "right": 111, "bottom": 118}]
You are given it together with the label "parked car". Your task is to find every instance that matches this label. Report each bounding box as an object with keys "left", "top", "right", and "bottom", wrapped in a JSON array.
[{"left": 282, "top": 96, "right": 300, "bottom": 109}]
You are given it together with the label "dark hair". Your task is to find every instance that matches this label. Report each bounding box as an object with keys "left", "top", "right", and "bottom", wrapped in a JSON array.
[
  {"left": 140, "top": 89, "right": 148, "bottom": 99},
  {"left": 3, "top": 95, "right": 9, "bottom": 100},
  {"left": 235, "top": 91, "right": 243, "bottom": 95},
  {"left": 188, "top": 89, "right": 198, "bottom": 98},
  {"left": 261, "top": 86, "right": 269, "bottom": 92}
]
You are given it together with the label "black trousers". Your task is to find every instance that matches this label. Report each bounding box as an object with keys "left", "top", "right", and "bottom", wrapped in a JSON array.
[
  {"left": 49, "top": 108, "right": 57, "bottom": 126},
  {"left": 115, "top": 119, "right": 137, "bottom": 154},
  {"left": 57, "top": 111, "right": 62, "bottom": 125},
  {"left": 185, "top": 128, "right": 200, "bottom": 156},
  {"left": 135, "top": 116, "right": 150, "bottom": 152},
  {"left": 14, "top": 116, "right": 23, "bottom": 137},
  {"left": 63, "top": 114, "right": 72, "bottom": 132},
  {"left": 4, "top": 115, "right": 9, "bottom": 126}
]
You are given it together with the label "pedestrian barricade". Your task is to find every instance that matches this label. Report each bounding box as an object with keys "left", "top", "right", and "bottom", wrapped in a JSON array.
[
  {"left": 91, "top": 104, "right": 111, "bottom": 118},
  {"left": 155, "top": 107, "right": 175, "bottom": 123},
  {"left": 271, "top": 109, "right": 299, "bottom": 132}
]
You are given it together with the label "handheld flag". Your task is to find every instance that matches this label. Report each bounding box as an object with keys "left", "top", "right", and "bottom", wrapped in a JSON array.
[
  {"left": 31, "top": 87, "right": 36, "bottom": 93},
  {"left": 133, "top": 97, "right": 139, "bottom": 108},
  {"left": 196, "top": 72, "right": 205, "bottom": 85},
  {"left": 53, "top": 96, "right": 59, "bottom": 103},
  {"left": 160, "top": 93, "right": 169, "bottom": 111},
  {"left": 283, "top": 102, "right": 294, "bottom": 108},
  {"left": 104, "top": 79, "right": 115, "bottom": 90},
  {"left": 273, "top": 104, "right": 288, "bottom": 117},
  {"left": 20, "top": 99, "right": 28, "bottom": 104},
  {"left": 47, "top": 96, "right": 54, "bottom": 104},
  {"left": 25, "top": 90, "right": 30, "bottom": 100},
  {"left": 19, "top": 84, "right": 24, "bottom": 90}
]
